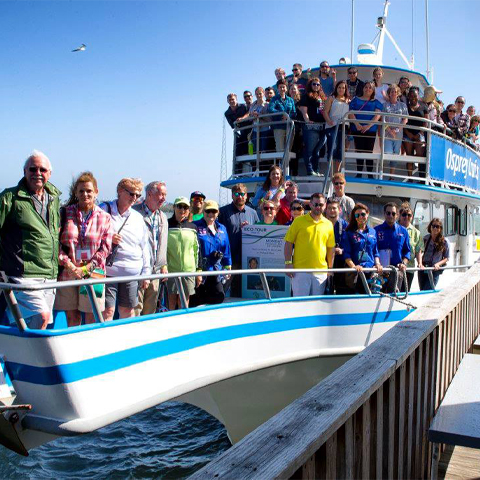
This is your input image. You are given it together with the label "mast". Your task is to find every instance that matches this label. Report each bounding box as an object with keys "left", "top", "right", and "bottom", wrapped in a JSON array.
[
  {"left": 350, "top": 0, "right": 354, "bottom": 64},
  {"left": 425, "top": 0, "right": 430, "bottom": 82},
  {"left": 375, "top": 0, "right": 390, "bottom": 64}
]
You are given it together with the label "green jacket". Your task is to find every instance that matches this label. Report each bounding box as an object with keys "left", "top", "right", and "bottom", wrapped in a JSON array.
[
  {"left": 167, "top": 217, "right": 201, "bottom": 273},
  {"left": 0, "top": 179, "right": 61, "bottom": 279}
]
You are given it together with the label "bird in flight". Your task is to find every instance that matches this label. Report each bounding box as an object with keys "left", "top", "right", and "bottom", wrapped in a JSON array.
[{"left": 72, "top": 44, "right": 86, "bottom": 52}]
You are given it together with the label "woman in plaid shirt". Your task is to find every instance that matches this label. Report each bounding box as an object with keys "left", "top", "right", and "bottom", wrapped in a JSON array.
[{"left": 54, "top": 172, "right": 113, "bottom": 327}]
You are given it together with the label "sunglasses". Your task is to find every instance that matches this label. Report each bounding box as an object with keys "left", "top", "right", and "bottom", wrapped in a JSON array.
[
  {"left": 244, "top": 95, "right": 252, "bottom": 98},
  {"left": 263, "top": 206, "right": 275, "bottom": 211},
  {"left": 234, "top": 192, "right": 246, "bottom": 197},
  {"left": 175, "top": 204, "right": 189, "bottom": 210},
  {"left": 292, "top": 68, "right": 299, "bottom": 72},
  {"left": 401, "top": 212, "right": 413, "bottom": 218},
  {"left": 320, "top": 64, "right": 329, "bottom": 68},
  {"left": 448, "top": 110, "right": 456, "bottom": 113},
  {"left": 311, "top": 202, "right": 325, "bottom": 208},
  {"left": 205, "top": 209, "right": 218, "bottom": 214},
  {"left": 28, "top": 166, "right": 49, "bottom": 173},
  {"left": 334, "top": 182, "right": 345, "bottom": 186},
  {"left": 348, "top": 71, "right": 357, "bottom": 74},
  {"left": 291, "top": 206, "right": 303, "bottom": 211},
  {"left": 124, "top": 189, "right": 141, "bottom": 199},
  {"left": 311, "top": 83, "right": 320, "bottom": 86},
  {"left": 431, "top": 224, "right": 442, "bottom": 229},
  {"left": 355, "top": 212, "right": 367, "bottom": 218},
  {"left": 456, "top": 100, "right": 465, "bottom": 104},
  {"left": 385, "top": 211, "right": 396, "bottom": 216}
]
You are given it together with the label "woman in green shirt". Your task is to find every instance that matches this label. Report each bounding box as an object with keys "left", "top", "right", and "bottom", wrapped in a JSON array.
[{"left": 398, "top": 203, "right": 423, "bottom": 291}]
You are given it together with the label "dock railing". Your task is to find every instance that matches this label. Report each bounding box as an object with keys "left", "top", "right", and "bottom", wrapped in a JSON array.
[{"left": 191, "top": 262, "right": 480, "bottom": 480}]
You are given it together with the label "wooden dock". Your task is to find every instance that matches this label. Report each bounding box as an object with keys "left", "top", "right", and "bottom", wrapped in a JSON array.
[
  {"left": 191, "top": 263, "right": 480, "bottom": 479},
  {"left": 439, "top": 445, "right": 480, "bottom": 479}
]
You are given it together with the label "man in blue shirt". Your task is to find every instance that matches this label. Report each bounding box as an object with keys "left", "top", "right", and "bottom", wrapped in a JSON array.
[
  {"left": 218, "top": 184, "right": 259, "bottom": 297},
  {"left": 374, "top": 202, "right": 411, "bottom": 293}
]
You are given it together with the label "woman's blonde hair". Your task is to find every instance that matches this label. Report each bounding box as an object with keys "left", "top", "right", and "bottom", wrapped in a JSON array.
[{"left": 117, "top": 178, "right": 144, "bottom": 196}]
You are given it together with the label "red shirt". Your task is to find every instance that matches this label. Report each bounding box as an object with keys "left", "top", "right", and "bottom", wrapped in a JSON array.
[{"left": 276, "top": 198, "right": 292, "bottom": 225}]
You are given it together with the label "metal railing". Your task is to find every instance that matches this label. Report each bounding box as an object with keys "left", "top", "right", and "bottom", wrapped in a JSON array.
[{"left": 0, "top": 265, "right": 471, "bottom": 332}]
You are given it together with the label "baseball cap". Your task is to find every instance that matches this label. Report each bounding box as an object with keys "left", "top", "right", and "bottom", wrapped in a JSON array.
[
  {"left": 190, "top": 191, "right": 206, "bottom": 200},
  {"left": 174, "top": 196, "right": 190, "bottom": 206},
  {"left": 203, "top": 200, "right": 219, "bottom": 211}
]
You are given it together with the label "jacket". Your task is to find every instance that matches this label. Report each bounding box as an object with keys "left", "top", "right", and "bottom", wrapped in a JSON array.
[
  {"left": 0, "top": 179, "right": 61, "bottom": 278},
  {"left": 167, "top": 217, "right": 200, "bottom": 273},
  {"left": 133, "top": 201, "right": 168, "bottom": 273},
  {"left": 194, "top": 218, "right": 232, "bottom": 271}
]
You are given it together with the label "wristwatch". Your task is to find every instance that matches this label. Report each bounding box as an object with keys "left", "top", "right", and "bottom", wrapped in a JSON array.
[{"left": 285, "top": 260, "right": 293, "bottom": 265}]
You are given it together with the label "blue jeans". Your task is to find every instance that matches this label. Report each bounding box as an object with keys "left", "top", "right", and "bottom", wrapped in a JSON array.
[
  {"left": 251, "top": 129, "right": 270, "bottom": 153},
  {"left": 326, "top": 126, "right": 343, "bottom": 161},
  {"left": 303, "top": 124, "right": 327, "bottom": 174},
  {"left": 384, "top": 138, "right": 402, "bottom": 154},
  {"left": 418, "top": 270, "right": 440, "bottom": 290}
]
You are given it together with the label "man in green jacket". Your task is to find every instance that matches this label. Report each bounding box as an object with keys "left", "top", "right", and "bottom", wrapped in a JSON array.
[{"left": 0, "top": 151, "right": 61, "bottom": 329}]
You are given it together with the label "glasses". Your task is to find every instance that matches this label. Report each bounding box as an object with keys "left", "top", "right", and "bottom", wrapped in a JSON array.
[
  {"left": 320, "top": 64, "right": 329, "bottom": 68},
  {"left": 355, "top": 212, "right": 367, "bottom": 218},
  {"left": 234, "top": 192, "right": 246, "bottom": 197},
  {"left": 456, "top": 100, "right": 465, "bottom": 104},
  {"left": 385, "top": 211, "right": 396, "bottom": 217},
  {"left": 292, "top": 68, "right": 299, "bottom": 72},
  {"left": 192, "top": 196, "right": 204, "bottom": 201},
  {"left": 291, "top": 206, "right": 303, "bottom": 211},
  {"left": 348, "top": 71, "right": 357, "bottom": 75},
  {"left": 334, "top": 182, "right": 345, "bottom": 186},
  {"left": 448, "top": 110, "right": 456, "bottom": 113},
  {"left": 175, "top": 204, "right": 189, "bottom": 210},
  {"left": 205, "top": 209, "right": 218, "bottom": 214},
  {"left": 401, "top": 212, "right": 413, "bottom": 218},
  {"left": 311, "top": 83, "right": 320, "bottom": 86},
  {"left": 28, "top": 166, "right": 49, "bottom": 173},
  {"left": 244, "top": 95, "right": 252, "bottom": 98},
  {"left": 124, "top": 189, "right": 141, "bottom": 199},
  {"left": 431, "top": 224, "right": 442, "bottom": 229},
  {"left": 311, "top": 202, "right": 325, "bottom": 208},
  {"left": 263, "top": 206, "right": 275, "bottom": 211}
]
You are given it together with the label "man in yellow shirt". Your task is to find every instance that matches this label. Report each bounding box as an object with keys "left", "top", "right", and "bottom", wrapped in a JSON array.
[{"left": 284, "top": 193, "right": 335, "bottom": 296}]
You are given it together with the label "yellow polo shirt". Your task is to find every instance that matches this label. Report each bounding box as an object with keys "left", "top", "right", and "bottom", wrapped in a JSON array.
[{"left": 284, "top": 214, "right": 335, "bottom": 269}]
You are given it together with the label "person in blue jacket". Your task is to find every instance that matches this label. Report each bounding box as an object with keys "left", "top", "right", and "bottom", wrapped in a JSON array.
[
  {"left": 191, "top": 200, "right": 232, "bottom": 306},
  {"left": 374, "top": 202, "right": 411, "bottom": 293},
  {"left": 268, "top": 79, "right": 296, "bottom": 152},
  {"left": 343, "top": 203, "right": 383, "bottom": 294}
]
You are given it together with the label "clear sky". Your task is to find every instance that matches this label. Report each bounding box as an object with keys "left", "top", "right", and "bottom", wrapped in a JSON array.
[{"left": 1, "top": 0, "right": 479, "bottom": 204}]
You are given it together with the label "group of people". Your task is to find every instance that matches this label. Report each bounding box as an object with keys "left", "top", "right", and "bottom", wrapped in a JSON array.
[
  {"left": 0, "top": 152, "right": 449, "bottom": 331},
  {"left": 225, "top": 62, "right": 479, "bottom": 178}
]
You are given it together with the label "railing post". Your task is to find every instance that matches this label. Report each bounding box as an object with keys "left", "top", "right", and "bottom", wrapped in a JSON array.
[
  {"left": 259, "top": 273, "right": 272, "bottom": 300},
  {"left": 426, "top": 128, "right": 432, "bottom": 185},
  {"left": 85, "top": 285, "right": 105, "bottom": 323},
  {"left": 255, "top": 118, "right": 261, "bottom": 174},
  {"left": 358, "top": 271, "right": 372, "bottom": 295},
  {"left": 380, "top": 117, "right": 385, "bottom": 180},
  {"left": 0, "top": 272, "right": 27, "bottom": 331},
  {"left": 233, "top": 124, "right": 238, "bottom": 173},
  {"left": 175, "top": 277, "right": 188, "bottom": 309}
]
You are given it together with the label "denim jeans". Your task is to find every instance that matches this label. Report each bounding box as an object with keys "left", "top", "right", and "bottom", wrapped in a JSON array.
[
  {"left": 303, "top": 123, "right": 327, "bottom": 174},
  {"left": 251, "top": 129, "right": 270, "bottom": 153},
  {"left": 384, "top": 138, "right": 402, "bottom": 154},
  {"left": 326, "top": 126, "right": 344, "bottom": 161}
]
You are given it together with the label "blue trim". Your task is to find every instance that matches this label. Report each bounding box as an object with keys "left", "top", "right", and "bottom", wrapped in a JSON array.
[
  {"left": 345, "top": 177, "right": 480, "bottom": 201},
  {"left": 221, "top": 176, "right": 265, "bottom": 188},
  {"left": 5, "top": 309, "right": 408, "bottom": 386}
]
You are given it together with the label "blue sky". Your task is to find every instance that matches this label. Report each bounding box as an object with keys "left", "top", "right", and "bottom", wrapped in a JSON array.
[{"left": 1, "top": 0, "right": 478, "bottom": 203}]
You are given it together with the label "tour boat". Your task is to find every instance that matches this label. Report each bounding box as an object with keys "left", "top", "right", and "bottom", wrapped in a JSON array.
[{"left": 1, "top": 0, "right": 479, "bottom": 457}]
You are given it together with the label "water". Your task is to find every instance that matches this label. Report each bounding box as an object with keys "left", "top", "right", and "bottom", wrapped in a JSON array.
[{"left": 0, "top": 402, "right": 231, "bottom": 479}]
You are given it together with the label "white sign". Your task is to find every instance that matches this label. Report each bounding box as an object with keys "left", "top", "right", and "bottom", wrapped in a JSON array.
[{"left": 241, "top": 225, "right": 291, "bottom": 299}]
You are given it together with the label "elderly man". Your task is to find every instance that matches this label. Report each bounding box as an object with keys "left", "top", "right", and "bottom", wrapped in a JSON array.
[
  {"left": 0, "top": 151, "right": 61, "bottom": 329},
  {"left": 276, "top": 181, "right": 298, "bottom": 225},
  {"left": 133, "top": 181, "right": 168, "bottom": 316},
  {"left": 219, "top": 184, "right": 259, "bottom": 297}
]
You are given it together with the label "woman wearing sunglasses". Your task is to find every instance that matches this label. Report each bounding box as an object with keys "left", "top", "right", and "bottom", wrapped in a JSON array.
[
  {"left": 287, "top": 200, "right": 304, "bottom": 225},
  {"left": 398, "top": 203, "right": 423, "bottom": 291},
  {"left": 342, "top": 203, "right": 383, "bottom": 293},
  {"left": 256, "top": 200, "right": 278, "bottom": 225},
  {"left": 418, "top": 218, "right": 450, "bottom": 291},
  {"left": 251, "top": 165, "right": 285, "bottom": 218},
  {"left": 191, "top": 200, "right": 232, "bottom": 306}
]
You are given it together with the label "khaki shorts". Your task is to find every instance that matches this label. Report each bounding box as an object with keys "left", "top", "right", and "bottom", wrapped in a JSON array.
[
  {"left": 54, "top": 285, "right": 106, "bottom": 313},
  {"left": 166, "top": 276, "right": 196, "bottom": 296}
]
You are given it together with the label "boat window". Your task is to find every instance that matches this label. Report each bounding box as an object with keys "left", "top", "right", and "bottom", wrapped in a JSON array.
[
  {"left": 445, "top": 205, "right": 456, "bottom": 236},
  {"left": 346, "top": 194, "right": 404, "bottom": 227},
  {"left": 413, "top": 201, "right": 430, "bottom": 237},
  {"left": 474, "top": 209, "right": 480, "bottom": 235},
  {"left": 459, "top": 207, "right": 468, "bottom": 236},
  {"left": 432, "top": 202, "right": 445, "bottom": 225}
]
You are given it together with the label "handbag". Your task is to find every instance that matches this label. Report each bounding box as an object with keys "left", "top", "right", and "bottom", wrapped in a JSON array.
[{"left": 79, "top": 268, "right": 106, "bottom": 298}]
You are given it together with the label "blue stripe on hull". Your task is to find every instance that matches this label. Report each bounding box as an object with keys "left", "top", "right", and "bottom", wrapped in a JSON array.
[{"left": 6, "top": 310, "right": 407, "bottom": 386}]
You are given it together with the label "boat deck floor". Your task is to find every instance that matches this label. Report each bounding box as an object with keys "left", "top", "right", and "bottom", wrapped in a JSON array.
[{"left": 439, "top": 444, "right": 480, "bottom": 479}]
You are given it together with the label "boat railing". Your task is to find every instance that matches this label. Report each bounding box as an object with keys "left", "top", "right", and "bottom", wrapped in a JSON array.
[{"left": 0, "top": 265, "right": 472, "bottom": 332}]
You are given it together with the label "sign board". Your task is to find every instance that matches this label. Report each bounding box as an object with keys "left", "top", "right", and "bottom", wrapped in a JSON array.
[
  {"left": 242, "top": 225, "right": 291, "bottom": 299},
  {"left": 429, "top": 135, "right": 480, "bottom": 192}
]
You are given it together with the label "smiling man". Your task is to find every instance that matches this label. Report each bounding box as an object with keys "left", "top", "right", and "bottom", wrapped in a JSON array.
[{"left": 0, "top": 150, "right": 61, "bottom": 329}]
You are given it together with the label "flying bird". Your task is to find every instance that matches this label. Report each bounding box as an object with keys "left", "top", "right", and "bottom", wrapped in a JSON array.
[{"left": 72, "top": 44, "right": 86, "bottom": 52}]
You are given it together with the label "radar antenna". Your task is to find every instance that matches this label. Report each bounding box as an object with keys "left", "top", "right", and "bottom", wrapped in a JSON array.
[{"left": 219, "top": 117, "right": 228, "bottom": 206}]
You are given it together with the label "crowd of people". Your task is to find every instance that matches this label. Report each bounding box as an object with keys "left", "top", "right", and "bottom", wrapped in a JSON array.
[
  {"left": 0, "top": 152, "right": 450, "bottom": 330},
  {"left": 225, "top": 62, "right": 479, "bottom": 178}
]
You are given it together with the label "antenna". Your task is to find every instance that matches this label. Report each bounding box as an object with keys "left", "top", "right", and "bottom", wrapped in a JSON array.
[
  {"left": 219, "top": 117, "right": 228, "bottom": 206},
  {"left": 350, "top": 0, "right": 355, "bottom": 64},
  {"left": 411, "top": 0, "right": 415, "bottom": 69},
  {"left": 425, "top": 0, "right": 430, "bottom": 82}
]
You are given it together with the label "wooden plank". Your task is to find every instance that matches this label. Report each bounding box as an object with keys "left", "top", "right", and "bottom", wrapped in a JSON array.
[
  {"left": 335, "top": 425, "right": 346, "bottom": 480},
  {"left": 354, "top": 407, "right": 362, "bottom": 480},
  {"left": 301, "top": 454, "right": 315, "bottom": 479},
  {"left": 397, "top": 363, "right": 406, "bottom": 480},
  {"left": 345, "top": 417, "right": 354, "bottom": 480},
  {"left": 414, "top": 341, "right": 424, "bottom": 479},
  {"left": 407, "top": 351, "right": 415, "bottom": 479},
  {"left": 325, "top": 433, "right": 337, "bottom": 480},
  {"left": 427, "top": 328, "right": 438, "bottom": 480},
  {"left": 362, "top": 398, "right": 371, "bottom": 480},
  {"left": 388, "top": 373, "right": 395, "bottom": 480},
  {"left": 435, "top": 322, "right": 444, "bottom": 411},
  {"left": 376, "top": 386, "right": 383, "bottom": 480},
  {"left": 421, "top": 335, "right": 431, "bottom": 478},
  {"left": 438, "top": 444, "right": 480, "bottom": 480}
]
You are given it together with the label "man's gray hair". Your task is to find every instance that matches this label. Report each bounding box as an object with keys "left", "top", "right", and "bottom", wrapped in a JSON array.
[
  {"left": 24, "top": 150, "right": 52, "bottom": 171},
  {"left": 145, "top": 181, "right": 167, "bottom": 195}
]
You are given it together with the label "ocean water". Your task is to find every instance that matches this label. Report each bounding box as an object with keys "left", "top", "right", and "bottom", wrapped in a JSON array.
[{"left": 0, "top": 402, "right": 231, "bottom": 479}]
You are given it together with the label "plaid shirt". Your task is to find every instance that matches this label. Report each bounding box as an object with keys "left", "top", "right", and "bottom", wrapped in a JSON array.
[{"left": 58, "top": 204, "right": 113, "bottom": 280}]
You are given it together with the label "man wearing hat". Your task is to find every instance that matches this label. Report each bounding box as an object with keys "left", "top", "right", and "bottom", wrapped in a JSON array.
[{"left": 189, "top": 191, "right": 206, "bottom": 221}]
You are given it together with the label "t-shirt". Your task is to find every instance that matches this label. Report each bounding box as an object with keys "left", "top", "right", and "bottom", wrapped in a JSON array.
[
  {"left": 405, "top": 103, "right": 429, "bottom": 135},
  {"left": 349, "top": 97, "right": 383, "bottom": 132},
  {"left": 284, "top": 214, "right": 335, "bottom": 269},
  {"left": 347, "top": 79, "right": 365, "bottom": 99},
  {"left": 328, "top": 194, "right": 355, "bottom": 222},
  {"left": 192, "top": 213, "right": 203, "bottom": 221},
  {"left": 224, "top": 104, "right": 248, "bottom": 129},
  {"left": 383, "top": 101, "right": 408, "bottom": 139},
  {"left": 320, "top": 76, "right": 334, "bottom": 96},
  {"left": 298, "top": 94, "right": 325, "bottom": 123},
  {"left": 406, "top": 224, "right": 421, "bottom": 268},
  {"left": 375, "top": 84, "right": 389, "bottom": 104}
]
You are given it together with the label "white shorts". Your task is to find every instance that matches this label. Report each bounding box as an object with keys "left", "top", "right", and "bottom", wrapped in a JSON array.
[
  {"left": 7, "top": 277, "right": 56, "bottom": 324},
  {"left": 291, "top": 272, "right": 327, "bottom": 297}
]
